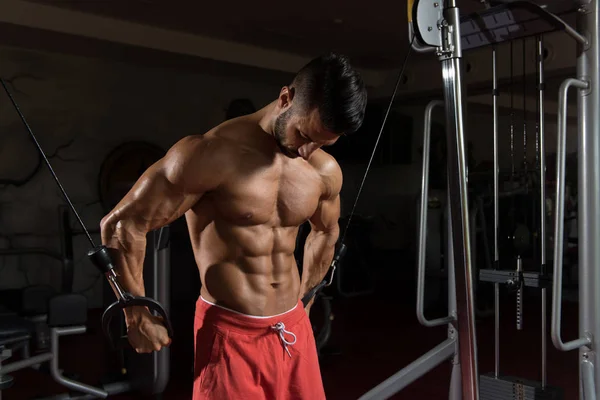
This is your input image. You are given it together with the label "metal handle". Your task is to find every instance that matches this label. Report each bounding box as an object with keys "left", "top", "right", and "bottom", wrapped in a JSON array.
[
  {"left": 102, "top": 294, "right": 174, "bottom": 350},
  {"left": 417, "top": 100, "right": 453, "bottom": 328},
  {"left": 551, "top": 77, "right": 591, "bottom": 352}
]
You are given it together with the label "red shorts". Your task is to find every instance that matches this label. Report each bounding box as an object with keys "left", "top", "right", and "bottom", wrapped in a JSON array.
[{"left": 193, "top": 296, "right": 326, "bottom": 400}]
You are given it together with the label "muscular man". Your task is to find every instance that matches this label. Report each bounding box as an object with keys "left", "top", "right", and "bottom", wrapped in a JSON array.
[{"left": 100, "top": 52, "right": 367, "bottom": 399}]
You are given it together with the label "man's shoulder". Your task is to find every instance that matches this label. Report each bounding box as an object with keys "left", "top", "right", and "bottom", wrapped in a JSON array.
[
  {"left": 209, "top": 118, "right": 270, "bottom": 153},
  {"left": 167, "top": 133, "right": 229, "bottom": 161},
  {"left": 309, "top": 150, "right": 343, "bottom": 197},
  {"left": 309, "top": 150, "right": 342, "bottom": 177},
  {"left": 166, "top": 119, "right": 271, "bottom": 170},
  {"left": 160, "top": 131, "right": 240, "bottom": 192},
  {"left": 170, "top": 119, "right": 254, "bottom": 157},
  {"left": 163, "top": 132, "right": 236, "bottom": 176}
]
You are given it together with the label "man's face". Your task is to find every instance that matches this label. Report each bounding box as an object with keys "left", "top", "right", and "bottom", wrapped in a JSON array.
[{"left": 273, "top": 103, "right": 340, "bottom": 160}]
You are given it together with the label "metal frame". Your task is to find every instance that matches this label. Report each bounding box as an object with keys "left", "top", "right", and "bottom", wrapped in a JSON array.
[
  {"left": 551, "top": 2, "right": 600, "bottom": 398},
  {"left": 0, "top": 326, "right": 120, "bottom": 399},
  {"left": 492, "top": 42, "right": 501, "bottom": 381},
  {"left": 361, "top": 0, "right": 600, "bottom": 398},
  {"left": 538, "top": 33, "right": 549, "bottom": 390},
  {"left": 359, "top": 100, "right": 461, "bottom": 400},
  {"left": 1, "top": 227, "right": 171, "bottom": 399}
]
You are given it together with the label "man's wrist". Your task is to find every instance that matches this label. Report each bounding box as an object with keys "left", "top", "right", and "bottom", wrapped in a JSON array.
[
  {"left": 124, "top": 305, "right": 151, "bottom": 327},
  {"left": 304, "top": 297, "right": 315, "bottom": 309}
]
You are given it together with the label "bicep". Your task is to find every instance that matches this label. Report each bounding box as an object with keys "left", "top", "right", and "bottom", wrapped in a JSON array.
[
  {"left": 102, "top": 135, "right": 226, "bottom": 234},
  {"left": 309, "top": 156, "right": 343, "bottom": 233},
  {"left": 309, "top": 194, "right": 341, "bottom": 233},
  {"left": 103, "top": 163, "right": 200, "bottom": 235}
]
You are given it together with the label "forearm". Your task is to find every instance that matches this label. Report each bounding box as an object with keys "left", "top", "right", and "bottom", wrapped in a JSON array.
[
  {"left": 299, "top": 226, "right": 339, "bottom": 297},
  {"left": 101, "top": 218, "right": 148, "bottom": 322}
]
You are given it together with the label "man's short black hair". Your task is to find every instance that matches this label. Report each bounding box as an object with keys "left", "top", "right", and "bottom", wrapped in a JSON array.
[{"left": 291, "top": 52, "right": 367, "bottom": 135}]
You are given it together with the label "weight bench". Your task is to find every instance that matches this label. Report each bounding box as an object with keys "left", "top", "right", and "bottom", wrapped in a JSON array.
[
  {"left": 0, "top": 314, "right": 36, "bottom": 394},
  {"left": 1, "top": 284, "right": 57, "bottom": 353},
  {"left": 0, "top": 293, "right": 121, "bottom": 399}
]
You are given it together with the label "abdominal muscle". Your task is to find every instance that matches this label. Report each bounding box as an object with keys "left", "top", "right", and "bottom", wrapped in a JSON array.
[{"left": 189, "top": 218, "right": 303, "bottom": 317}]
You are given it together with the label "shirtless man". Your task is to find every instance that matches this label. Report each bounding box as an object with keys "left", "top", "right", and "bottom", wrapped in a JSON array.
[{"left": 100, "top": 52, "right": 367, "bottom": 399}]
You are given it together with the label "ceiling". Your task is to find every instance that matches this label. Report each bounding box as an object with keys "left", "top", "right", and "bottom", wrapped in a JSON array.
[
  {"left": 2, "top": 0, "right": 579, "bottom": 101},
  {"left": 23, "top": 0, "right": 493, "bottom": 69}
]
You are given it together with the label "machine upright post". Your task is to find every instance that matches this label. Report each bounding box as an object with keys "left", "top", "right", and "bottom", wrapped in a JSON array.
[
  {"left": 577, "top": 0, "right": 600, "bottom": 397},
  {"left": 537, "top": 34, "right": 548, "bottom": 389},
  {"left": 492, "top": 44, "right": 501, "bottom": 380},
  {"left": 439, "top": 2, "right": 479, "bottom": 399},
  {"left": 447, "top": 189, "right": 463, "bottom": 400}
]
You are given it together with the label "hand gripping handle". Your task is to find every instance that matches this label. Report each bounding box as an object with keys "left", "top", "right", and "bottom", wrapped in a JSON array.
[
  {"left": 87, "top": 245, "right": 174, "bottom": 349},
  {"left": 101, "top": 295, "right": 174, "bottom": 349},
  {"left": 301, "top": 243, "right": 347, "bottom": 308}
]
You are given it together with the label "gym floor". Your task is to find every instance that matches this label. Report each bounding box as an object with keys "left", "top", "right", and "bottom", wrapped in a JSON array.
[{"left": 5, "top": 266, "right": 580, "bottom": 400}]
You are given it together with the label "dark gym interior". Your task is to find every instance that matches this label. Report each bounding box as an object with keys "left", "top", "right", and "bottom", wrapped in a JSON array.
[{"left": 0, "top": 1, "right": 595, "bottom": 399}]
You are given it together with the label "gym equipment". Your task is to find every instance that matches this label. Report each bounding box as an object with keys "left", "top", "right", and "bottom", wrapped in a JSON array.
[
  {"left": 0, "top": 71, "right": 173, "bottom": 397},
  {"left": 0, "top": 208, "right": 74, "bottom": 354},
  {"left": 334, "top": 215, "right": 375, "bottom": 298},
  {"left": 360, "top": 1, "right": 596, "bottom": 399},
  {"left": 300, "top": 244, "right": 344, "bottom": 308},
  {"left": 477, "top": 27, "right": 563, "bottom": 398},
  {"left": 0, "top": 293, "right": 118, "bottom": 400},
  {"left": 0, "top": 285, "right": 56, "bottom": 354},
  {"left": 0, "top": 206, "right": 101, "bottom": 356},
  {"left": 414, "top": 190, "right": 446, "bottom": 311},
  {"left": 300, "top": 23, "right": 415, "bottom": 309},
  {"left": 99, "top": 226, "right": 171, "bottom": 399},
  {"left": 359, "top": 100, "right": 464, "bottom": 400},
  {"left": 549, "top": 2, "right": 599, "bottom": 396},
  {"left": 0, "top": 226, "right": 171, "bottom": 399},
  {"left": 0, "top": 78, "right": 173, "bottom": 350},
  {"left": 298, "top": 21, "right": 415, "bottom": 355},
  {"left": 295, "top": 17, "right": 415, "bottom": 365}
]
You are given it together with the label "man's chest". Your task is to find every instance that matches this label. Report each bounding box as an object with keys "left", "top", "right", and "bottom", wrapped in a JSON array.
[{"left": 211, "top": 161, "right": 324, "bottom": 227}]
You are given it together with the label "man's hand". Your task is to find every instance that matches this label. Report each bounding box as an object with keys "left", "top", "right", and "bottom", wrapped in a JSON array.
[{"left": 125, "top": 307, "right": 172, "bottom": 353}]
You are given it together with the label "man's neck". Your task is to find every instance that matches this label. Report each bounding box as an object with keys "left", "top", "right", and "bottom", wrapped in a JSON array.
[{"left": 257, "top": 100, "right": 278, "bottom": 137}]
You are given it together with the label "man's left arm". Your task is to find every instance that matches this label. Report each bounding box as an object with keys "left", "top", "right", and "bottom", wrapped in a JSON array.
[{"left": 299, "top": 160, "right": 342, "bottom": 310}]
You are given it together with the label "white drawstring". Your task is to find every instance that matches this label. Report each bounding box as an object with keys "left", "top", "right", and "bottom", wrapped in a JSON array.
[{"left": 271, "top": 322, "right": 297, "bottom": 357}]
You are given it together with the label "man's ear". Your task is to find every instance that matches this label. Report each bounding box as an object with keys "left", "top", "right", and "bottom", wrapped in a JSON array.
[{"left": 277, "top": 86, "right": 296, "bottom": 110}]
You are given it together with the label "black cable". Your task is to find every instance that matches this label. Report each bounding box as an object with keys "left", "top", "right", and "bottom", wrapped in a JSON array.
[
  {"left": 0, "top": 79, "right": 96, "bottom": 248},
  {"left": 340, "top": 34, "right": 416, "bottom": 244}
]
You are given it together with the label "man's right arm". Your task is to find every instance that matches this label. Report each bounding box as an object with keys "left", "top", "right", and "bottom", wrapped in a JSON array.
[{"left": 100, "top": 135, "right": 228, "bottom": 330}]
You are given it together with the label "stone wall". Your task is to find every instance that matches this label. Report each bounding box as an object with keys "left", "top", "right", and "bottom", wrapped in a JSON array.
[{"left": 0, "top": 46, "right": 281, "bottom": 307}]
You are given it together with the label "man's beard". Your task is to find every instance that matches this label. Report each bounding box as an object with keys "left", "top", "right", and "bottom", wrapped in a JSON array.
[{"left": 273, "top": 108, "right": 299, "bottom": 158}]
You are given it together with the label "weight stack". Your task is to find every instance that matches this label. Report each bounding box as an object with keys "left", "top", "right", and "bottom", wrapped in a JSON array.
[{"left": 480, "top": 373, "right": 564, "bottom": 399}]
